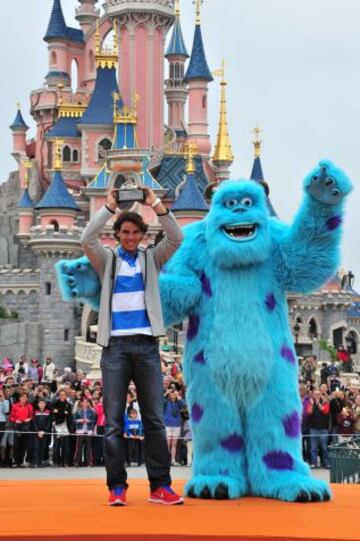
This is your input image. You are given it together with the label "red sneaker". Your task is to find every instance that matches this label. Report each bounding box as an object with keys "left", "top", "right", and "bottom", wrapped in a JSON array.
[
  {"left": 109, "top": 487, "right": 127, "bottom": 506},
  {"left": 148, "top": 485, "right": 184, "bottom": 505}
]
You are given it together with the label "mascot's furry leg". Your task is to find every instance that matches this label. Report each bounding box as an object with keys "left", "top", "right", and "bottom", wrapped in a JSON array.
[
  {"left": 245, "top": 363, "right": 331, "bottom": 502},
  {"left": 185, "top": 373, "right": 248, "bottom": 500}
]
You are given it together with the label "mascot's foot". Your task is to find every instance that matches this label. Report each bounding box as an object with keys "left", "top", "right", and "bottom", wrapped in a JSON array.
[
  {"left": 185, "top": 475, "right": 248, "bottom": 500},
  {"left": 252, "top": 473, "right": 332, "bottom": 503}
]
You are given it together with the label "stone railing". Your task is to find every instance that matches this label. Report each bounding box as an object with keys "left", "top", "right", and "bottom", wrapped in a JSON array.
[{"left": 75, "top": 337, "right": 102, "bottom": 380}]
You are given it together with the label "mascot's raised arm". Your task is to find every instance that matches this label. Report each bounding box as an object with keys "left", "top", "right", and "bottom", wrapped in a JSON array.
[{"left": 159, "top": 159, "right": 352, "bottom": 502}]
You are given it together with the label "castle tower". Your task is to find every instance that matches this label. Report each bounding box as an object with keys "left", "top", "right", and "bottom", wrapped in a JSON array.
[
  {"left": 75, "top": 0, "right": 100, "bottom": 34},
  {"left": 106, "top": 0, "right": 175, "bottom": 151},
  {"left": 212, "top": 61, "right": 234, "bottom": 182},
  {"left": 165, "top": 0, "right": 189, "bottom": 136},
  {"left": 184, "top": 0, "right": 213, "bottom": 156},
  {"left": 172, "top": 143, "right": 208, "bottom": 226},
  {"left": 10, "top": 104, "right": 29, "bottom": 162},
  {"left": 17, "top": 160, "right": 34, "bottom": 241},
  {"left": 250, "top": 127, "right": 277, "bottom": 216},
  {"left": 30, "top": 139, "right": 82, "bottom": 368},
  {"left": 78, "top": 20, "right": 119, "bottom": 182}
]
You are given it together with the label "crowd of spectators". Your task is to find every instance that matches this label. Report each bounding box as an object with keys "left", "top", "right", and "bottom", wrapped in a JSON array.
[
  {"left": 0, "top": 352, "right": 191, "bottom": 469},
  {"left": 299, "top": 354, "right": 360, "bottom": 469},
  {"left": 1, "top": 347, "right": 359, "bottom": 471}
]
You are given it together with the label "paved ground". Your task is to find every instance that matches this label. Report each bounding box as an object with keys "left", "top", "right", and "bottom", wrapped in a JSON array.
[{"left": 0, "top": 465, "right": 330, "bottom": 482}]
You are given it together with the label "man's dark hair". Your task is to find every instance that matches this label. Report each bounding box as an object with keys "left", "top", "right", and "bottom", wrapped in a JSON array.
[{"left": 113, "top": 211, "right": 148, "bottom": 236}]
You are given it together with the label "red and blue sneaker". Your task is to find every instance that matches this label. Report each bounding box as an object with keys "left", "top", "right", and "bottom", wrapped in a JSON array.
[
  {"left": 148, "top": 485, "right": 184, "bottom": 505},
  {"left": 109, "top": 487, "right": 127, "bottom": 506}
]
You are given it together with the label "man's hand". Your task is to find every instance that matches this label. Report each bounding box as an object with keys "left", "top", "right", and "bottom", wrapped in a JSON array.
[
  {"left": 106, "top": 188, "right": 118, "bottom": 212},
  {"left": 141, "top": 187, "right": 167, "bottom": 214}
]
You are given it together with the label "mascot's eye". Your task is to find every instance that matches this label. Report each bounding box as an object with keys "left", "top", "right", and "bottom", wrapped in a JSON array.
[
  {"left": 224, "top": 198, "right": 239, "bottom": 208},
  {"left": 240, "top": 197, "right": 253, "bottom": 207}
]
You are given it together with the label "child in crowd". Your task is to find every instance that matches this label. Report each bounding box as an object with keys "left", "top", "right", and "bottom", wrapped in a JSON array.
[
  {"left": 124, "top": 408, "right": 143, "bottom": 467},
  {"left": 73, "top": 397, "right": 96, "bottom": 467}
]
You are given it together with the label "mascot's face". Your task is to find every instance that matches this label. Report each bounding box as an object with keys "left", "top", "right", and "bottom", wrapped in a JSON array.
[{"left": 206, "top": 180, "right": 271, "bottom": 268}]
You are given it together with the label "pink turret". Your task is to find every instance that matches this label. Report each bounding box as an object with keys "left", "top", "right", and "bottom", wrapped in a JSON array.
[
  {"left": 17, "top": 160, "right": 34, "bottom": 241},
  {"left": 10, "top": 104, "right": 29, "bottom": 163},
  {"left": 76, "top": 0, "right": 100, "bottom": 34},
  {"left": 184, "top": 1, "right": 213, "bottom": 156},
  {"left": 165, "top": 1, "right": 189, "bottom": 135},
  {"left": 106, "top": 0, "right": 174, "bottom": 151}
]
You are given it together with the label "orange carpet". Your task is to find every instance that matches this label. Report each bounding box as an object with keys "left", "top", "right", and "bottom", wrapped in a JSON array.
[{"left": 0, "top": 480, "right": 359, "bottom": 541}]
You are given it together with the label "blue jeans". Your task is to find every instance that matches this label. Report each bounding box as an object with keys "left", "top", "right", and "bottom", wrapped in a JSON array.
[
  {"left": 101, "top": 335, "right": 171, "bottom": 491},
  {"left": 309, "top": 428, "right": 329, "bottom": 467}
]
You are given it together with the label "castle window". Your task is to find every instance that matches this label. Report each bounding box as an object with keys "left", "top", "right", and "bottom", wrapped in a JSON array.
[
  {"left": 308, "top": 318, "right": 318, "bottom": 339},
  {"left": 64, "top": 329, "right": 70, "bottom": 342},
  {"left": 202, "top": 95, "right": 207, "bottom": 109},
  {"left": 51, "top": 51, "right": 57, "bottom": 66},
  {"left": 97, "top": 138, "right": 112, "bottom": 160},
  {"left": 170, "top": 64, "right": 175, "bottom": 79},
  {"left": 175, "top": 63, "right": 180, "bottom": 79},
  {"left": 72, "top": 149, "right": 79, "bottom": 162},
  {"left": 45, "top": 282, "right": 51, "bottom": 295},
  {"left": 49, "top": 220, "right": 59, "bottom": 232},
  {"left": 63, "top": 145, "right": 71, "bottom": 162},
  {"left": 89, "top": 50, "right": 95, "bottom": 73}
]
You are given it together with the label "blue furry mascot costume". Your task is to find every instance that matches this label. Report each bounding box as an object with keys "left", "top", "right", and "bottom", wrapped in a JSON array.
[
  {"left": 56, "top": 160, "right": 352, "bottom": 502},
  {"left": 160, "top": 160, "right": 352, "bottom": 502}
]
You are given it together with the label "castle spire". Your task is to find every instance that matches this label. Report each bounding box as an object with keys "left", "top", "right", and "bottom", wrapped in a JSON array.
[
  {"left": 194, "top": 0, "right": 203, "bottom": 25},
  {"left": 44, "top": 0, "right": 84, "bottom": 43},
  {"left": 184, "top": 1, "right": 212, "bottom": 83},
  {"left": 250, "top": 126, "right": 264, "bottom": 181},
  {"left": 10, "top": 103, "right": 29, "bottom": 131},
  {"left": 165, "top": 0, "right": 189, "bottom": 58},
  {"left": 212, "top": 61, "right": 234, "bottom": 165},
  {"left": 172, "top": 143, "right": 208, "bottom": 214},
  {"left": 94, "top": 18, "right": 118, "bottom": 69}
]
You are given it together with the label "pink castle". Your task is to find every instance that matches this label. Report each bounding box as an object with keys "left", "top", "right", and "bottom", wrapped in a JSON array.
[{"left": 11, "top": 0, "right": 245, "bottom": 234}]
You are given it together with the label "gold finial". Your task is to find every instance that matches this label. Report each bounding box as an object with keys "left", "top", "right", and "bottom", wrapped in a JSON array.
[
  {"left": 212, "top": 61, "right": 234, "bottom": 163},
  {"left": 95, "top": 18, "right": 118, "bottom": 69},
  {"left": 113, "top": 91, "right": 137, "bottom": 124},
  {"left": 95, "top": 19, "right": 100, "bottom": 55},
  {"left": 24, "top": 159, "right": 32, "bottom": 189},
  {"left": 193, "top": 0, "right": 203, "bottom": 25},
  {"left": 175, "top": 0, "right": 180, "bottom": 16},
  {"left": 16, "top": 102, "right": 21, "bottom": 111},
  {"left": 184, "top": 142, "right": 198, "bottom": 174},
  {"left": 113, "top": 18, "right": 118, "bottom": 56},
  {"left": 252, "top": 126, "right": 262, "bottom": 158},
  {"left": 53, "top": 139, "right": 64, "bottom": 170}
]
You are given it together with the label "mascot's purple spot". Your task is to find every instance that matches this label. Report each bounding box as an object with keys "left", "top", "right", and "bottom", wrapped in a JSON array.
[
  {"left": 263, "top": 451, "right": 294, "bottom": 471},
  {"left": 280, "top": 345, "right": 296, "bottom": 365},
  {"left": 326, "top": 215, "right": 342, "bottom": 231},
  {"left": 200, "top": 271, "right": 212, "bottom": 297},
  {"left": 191, "top": 403, "right": 204, "bottom": 423},
  {"left": 187, "top": 313, "right": 200, "bottom": 341},
  {"left": 220, "top": 434, "right": 244, "bottom": 453},
  {"left": 265, "top": 293, "right": 276, "bottom": 312},
  {"left": 283, "top": 411, "right": 301, "bottom": 438},
  {"left": 194, "top": 350, "right": 206, "bottom": 365}
]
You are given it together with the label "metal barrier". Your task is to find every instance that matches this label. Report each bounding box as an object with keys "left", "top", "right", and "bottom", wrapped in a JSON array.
[{"left": 329, "top": 437, "right": 360, "bottom": 483}]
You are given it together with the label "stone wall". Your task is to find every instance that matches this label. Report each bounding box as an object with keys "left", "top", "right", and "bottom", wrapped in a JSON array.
[{"left": 0, "top": 320, "right": 42, "bottom": 360}]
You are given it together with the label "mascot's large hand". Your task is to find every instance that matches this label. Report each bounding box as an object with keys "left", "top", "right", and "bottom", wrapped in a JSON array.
[
  {"left": 305, "top": 159, "right": 352, "bottom": 206},
  {"left": 55, "top": 256, "right": 101, "bottom": 311}
]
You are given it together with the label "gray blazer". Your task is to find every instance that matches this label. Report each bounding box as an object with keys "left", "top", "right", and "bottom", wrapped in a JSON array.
[{"left": 81, "top": 206, "right": 183, "bottom": 347}]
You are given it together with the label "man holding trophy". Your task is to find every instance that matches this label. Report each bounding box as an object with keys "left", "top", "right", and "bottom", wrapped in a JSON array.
[{"left": 81, "top": 182, "right": 184, "bottom": 506}]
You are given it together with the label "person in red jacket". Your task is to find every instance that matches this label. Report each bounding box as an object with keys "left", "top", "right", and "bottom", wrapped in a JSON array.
[
  {"left": 9, "top": 393, "right": 34, "bottom": 467},
  {"left": 306, "top": 390, "right": 330, "bottom": 469}
]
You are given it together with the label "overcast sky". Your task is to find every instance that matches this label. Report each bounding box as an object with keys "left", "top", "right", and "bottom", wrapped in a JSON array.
[{"left": 1, "top": 0, "right": 359, "bottom": 281}]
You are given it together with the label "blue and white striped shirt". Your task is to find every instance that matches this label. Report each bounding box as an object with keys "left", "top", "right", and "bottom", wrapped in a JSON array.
[{"left": 111, "top": 254, "right": 152, "bottom": 336}]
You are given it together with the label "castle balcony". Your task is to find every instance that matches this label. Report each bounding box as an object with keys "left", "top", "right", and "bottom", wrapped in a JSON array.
[
  {"left": 75, "top": 336, "right": 102, "bottom": 380},
  {"left": 105, "top": 0, "right": 175, "bottom": 18},
  {"left": 28, "top": 224, "right": 83, "bottom": 256}
]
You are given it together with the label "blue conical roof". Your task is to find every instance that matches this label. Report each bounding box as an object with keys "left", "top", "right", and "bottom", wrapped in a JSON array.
[
  {"left": 35, "top": 171, "right": 79, "bottom": 210},
  {"left": 17, "top": 188, "right": 33, "bottom": 209},
  {"left": 44, "top": 0, "right": 84, "bottom": 43},
  {"left": 166, "top": 15, "right": 189, "bottom": 58},
  {"left": 250, "top": 157, "right": 264, "bottom": 181},
  {"left": 250, "top": 156, "right": 277, "bottom": 217},
  {"left": 10, "top": 109, "right": 29, "bottom": 130},
  {"left": 172, "top": 173, "right": 208, "bottom": 211},
  {"left": 184, "top": 25, "right": 213, "bottom": 82},
  {"left": 79, "top": 66, "right": 121, "bottom": 125},
  {"left": 47, "top": 117, "right": 81, "bottom": 138}
]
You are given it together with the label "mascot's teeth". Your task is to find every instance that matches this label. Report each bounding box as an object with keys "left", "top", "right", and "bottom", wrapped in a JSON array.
[{"left": 223, "top": 224, "right": 256, "bottom": 239}]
